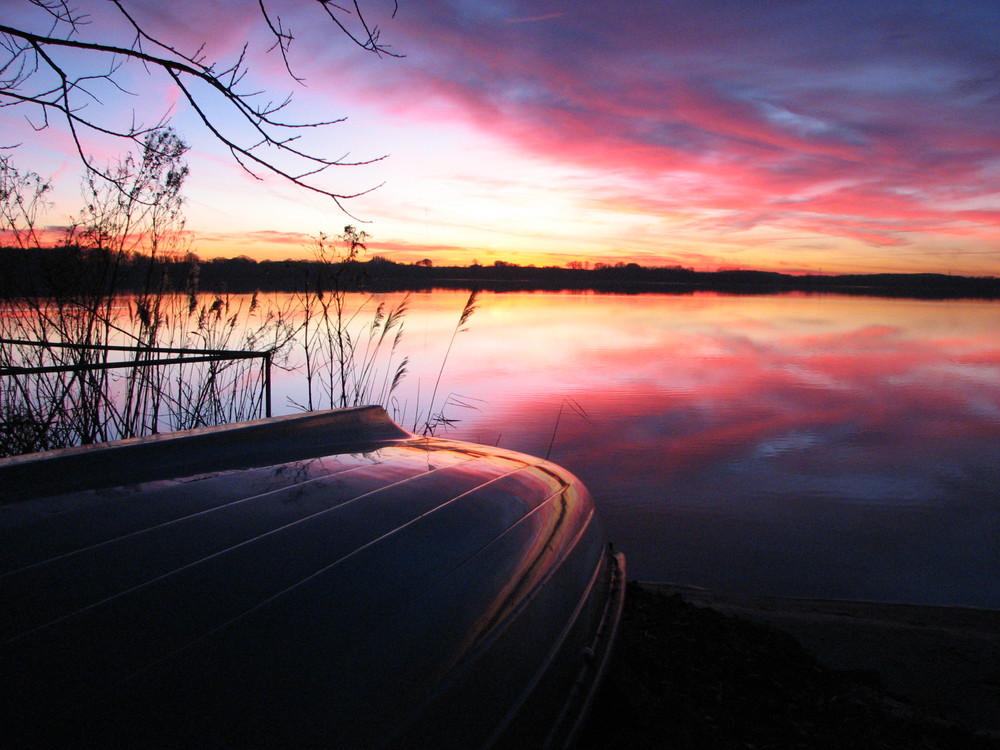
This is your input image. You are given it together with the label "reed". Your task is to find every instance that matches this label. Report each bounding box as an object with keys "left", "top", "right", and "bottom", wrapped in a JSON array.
[
  {"left": 545, "top": 396, "right": 592, "bottom": 460},
  {"left": 289, "top": 233, "right": 479, "bottom": 435},
  {"left": 1, "top": 139, "right": 478, "bottom": 457},
  {"left": 289, "top": 228, "right": 411, "bottom": 413},
  {"left": 0, "top": 132, "right": 296, "bottom": 456},
  {"left": 416, "top": 289, "right": 479, "bottom": 435}
]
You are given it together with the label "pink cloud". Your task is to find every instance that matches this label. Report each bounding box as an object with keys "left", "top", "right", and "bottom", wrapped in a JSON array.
[
  {"left": 367, "top": 2, "right": 1000, "bottom": 258},
  {"left": 9, "top": 0, "right": 1000, "bottom": 273}
]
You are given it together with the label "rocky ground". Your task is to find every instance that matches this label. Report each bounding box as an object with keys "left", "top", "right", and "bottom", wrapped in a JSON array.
[{"left": 578, "top": 583, "right": 1000, "bottom": 749}]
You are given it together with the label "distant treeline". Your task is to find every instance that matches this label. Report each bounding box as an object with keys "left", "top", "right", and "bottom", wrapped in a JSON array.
[{"left": 2, "top": 246, "right": 999, "bottom": 300}]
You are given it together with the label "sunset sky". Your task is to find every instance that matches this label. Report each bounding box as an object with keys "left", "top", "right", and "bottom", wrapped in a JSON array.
[{"left": 4, "top": 0, "right": 1000, "bottom": 275}]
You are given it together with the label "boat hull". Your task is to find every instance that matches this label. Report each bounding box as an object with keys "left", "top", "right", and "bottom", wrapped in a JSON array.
[{"left": 0, "top": 407, "right": 624, "bottom": 748}]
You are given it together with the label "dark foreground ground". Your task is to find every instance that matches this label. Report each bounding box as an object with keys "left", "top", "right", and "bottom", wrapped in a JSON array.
[{"left": 579, "top": 583, "right": 1000, "bottom": 749}]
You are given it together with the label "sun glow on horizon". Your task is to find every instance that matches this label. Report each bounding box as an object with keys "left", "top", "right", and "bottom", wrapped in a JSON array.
[{"left": 3, "top": 1, "right": 1000, "bottom": 278}]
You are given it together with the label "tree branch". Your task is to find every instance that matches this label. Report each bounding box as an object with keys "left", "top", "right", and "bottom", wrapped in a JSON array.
[{"left": 0, "top": 1, "right": 402, "bottom": 208}]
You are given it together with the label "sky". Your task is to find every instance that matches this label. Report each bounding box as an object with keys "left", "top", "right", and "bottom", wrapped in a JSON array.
[{"left": 3, "top": 0, "right": 1000, "bottom": 275}]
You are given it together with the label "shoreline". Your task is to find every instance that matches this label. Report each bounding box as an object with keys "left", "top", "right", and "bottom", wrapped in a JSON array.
[
  {"left": 639, "top": 582, "right": 1000, "bottom": 736},
  {"left": 580, "top": 582, "right": 1000, "bottom": 748}
]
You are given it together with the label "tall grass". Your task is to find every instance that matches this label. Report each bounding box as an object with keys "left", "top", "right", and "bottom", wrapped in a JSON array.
[
  {"left": 0, "top": 293, "right": 295, "bottom": 456},
  {"left": 290, "top": 228, "right": 411, "bottom": 413},
  {"left": 288, "top": 230, "right": 480, "bottom": 435},
  {"left": 414, "top": 289, "right": 479, "bottom": 435},
  {"left": 0, "top": 135, "right": 478, "bottom": 458},
  {"left": 0, "top": 131, "right": 296, "bottom": 456}
]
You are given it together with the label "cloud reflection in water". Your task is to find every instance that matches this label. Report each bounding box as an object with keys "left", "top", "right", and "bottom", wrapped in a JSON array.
[
  {"left": 270, "top": 290, "right": 1000, "bottom": 606},
  {"left": 419, "top": 292, "right": 1000, "bottom": 608}
]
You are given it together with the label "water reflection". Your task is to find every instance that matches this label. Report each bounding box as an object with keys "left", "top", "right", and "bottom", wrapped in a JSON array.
[{"left": 274, "top": 291, "right": 1000, "bottom": 608}]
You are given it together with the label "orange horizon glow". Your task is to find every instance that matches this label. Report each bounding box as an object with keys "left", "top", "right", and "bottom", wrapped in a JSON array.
[
  {"left": 3, "top": 2, "right": 999, "bottom": 279},
  {"left": 5, "top": 225, "right": 996, "bottom": 278},
  {"left": 175, "top": 233, "right": 997, "bottom": 277}
]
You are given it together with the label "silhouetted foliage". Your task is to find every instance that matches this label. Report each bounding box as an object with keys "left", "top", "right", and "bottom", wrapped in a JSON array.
[{"left": 3, "top": 249, "right": 997, "bottom": 300}]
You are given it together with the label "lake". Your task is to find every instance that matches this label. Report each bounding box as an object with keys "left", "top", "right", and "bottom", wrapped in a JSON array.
[
  {"left": 270, "top": 289, "right": 1000, "bottom": 609},
  {"left": 8, "top": 288, "right": 994, "bottom": 608}
]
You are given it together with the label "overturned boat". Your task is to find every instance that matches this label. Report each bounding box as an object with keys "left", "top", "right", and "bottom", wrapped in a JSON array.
[{"left": 0, "top": 406, "right": 624, "bottom": 748}]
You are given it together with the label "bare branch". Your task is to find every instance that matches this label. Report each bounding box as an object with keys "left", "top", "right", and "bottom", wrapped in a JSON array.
[{"left": 0, "top": 1, "right": 402, "bottom": 208}]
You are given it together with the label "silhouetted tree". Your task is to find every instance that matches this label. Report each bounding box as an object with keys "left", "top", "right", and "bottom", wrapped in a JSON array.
[{"left": 1, "top": 0, "right": 400, "bottom": 209}]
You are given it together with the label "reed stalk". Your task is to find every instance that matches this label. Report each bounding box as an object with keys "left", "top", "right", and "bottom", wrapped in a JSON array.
[
  {"left": 2, "top": 146, "right": 477, "bottom": 458},
  {"left": 0, "top": 132, "right": 296, "bottom": 456},
  {"left": 419, "top": 289, "right": 479, "bottom": 435}
]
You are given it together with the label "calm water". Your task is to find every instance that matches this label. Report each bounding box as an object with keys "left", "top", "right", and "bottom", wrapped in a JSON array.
[{"left": 271, "top": 290, "right": 1000, "bottom": 608}]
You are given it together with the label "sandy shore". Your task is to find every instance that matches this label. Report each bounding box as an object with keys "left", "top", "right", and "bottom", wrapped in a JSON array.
[{"left": 642, "top": 583, "right": 1000, "bottom": 736}]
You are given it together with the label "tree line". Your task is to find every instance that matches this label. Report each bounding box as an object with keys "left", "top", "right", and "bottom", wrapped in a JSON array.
[{"left": 3, "top": 245, "right": 998, "bottom": 300}]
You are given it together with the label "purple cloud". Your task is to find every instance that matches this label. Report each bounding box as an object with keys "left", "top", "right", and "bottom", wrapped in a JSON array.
[{"left": 372, "top": 1, "right": 1000, "bottom": 249}]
